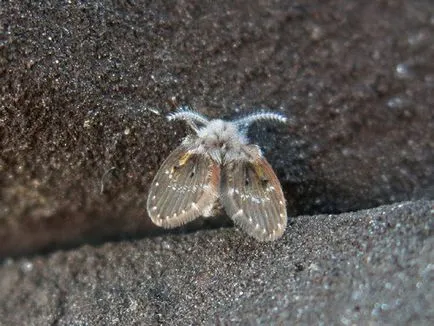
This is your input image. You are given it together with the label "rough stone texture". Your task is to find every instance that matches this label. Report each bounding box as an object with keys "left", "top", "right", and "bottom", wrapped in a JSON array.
[
  {"left": 0, "top": 0, "right": 433, "bottom": 324},
  {"left": 0, "top": 0, "right": 432, "bottom": 256},
  {"left": 0, "top": 200, "right": 433, "bottom": 325}
]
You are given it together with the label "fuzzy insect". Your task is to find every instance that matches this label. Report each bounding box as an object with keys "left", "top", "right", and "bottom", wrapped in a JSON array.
[{"left": 146, "top": 107, "right": 287, "bottom": 241}]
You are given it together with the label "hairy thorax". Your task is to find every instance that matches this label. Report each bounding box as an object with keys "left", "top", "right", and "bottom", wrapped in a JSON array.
[{"left": 185, "top": 119, "right": 250, "bottom": 164}]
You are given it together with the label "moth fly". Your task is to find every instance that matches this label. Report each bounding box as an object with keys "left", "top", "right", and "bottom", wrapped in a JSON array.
[{"left": 146, "top": 107, "right": 287, "bottom": 241}]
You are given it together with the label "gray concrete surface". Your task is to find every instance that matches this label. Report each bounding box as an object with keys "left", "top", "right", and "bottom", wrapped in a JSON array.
[
  {"left": 1, "top": 0, "right": 433, "bottom": 256},
  {"left": 0, "top": 0, "right": 433, "bottom": 324},
  {"left": 0, "top": 200, "right": 433, "bottom": 325}
]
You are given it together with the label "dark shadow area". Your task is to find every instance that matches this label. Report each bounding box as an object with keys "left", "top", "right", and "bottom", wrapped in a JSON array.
[{"left": 0, "top": 212, "right": 234, "bottom": 259}]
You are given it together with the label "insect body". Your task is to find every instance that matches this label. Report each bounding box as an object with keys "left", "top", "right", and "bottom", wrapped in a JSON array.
[{"left": 146, "top": 107, "right": 287, "bottom": 241}]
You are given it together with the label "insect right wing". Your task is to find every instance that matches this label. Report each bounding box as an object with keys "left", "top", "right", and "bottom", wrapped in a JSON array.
[
  {"left": 220, "top": 146, "right": 287, "bottom": 241},
  {"left": 146, "top": 145, "right": 220, "bottom": 228}
]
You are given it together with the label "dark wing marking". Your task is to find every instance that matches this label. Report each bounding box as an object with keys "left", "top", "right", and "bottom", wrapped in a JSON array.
[
  {"left": 221, "top": 147, "right": 287, "bottom": 241},
  {"left": 147, "top": 145, "right": 220, "bottom": 228}
]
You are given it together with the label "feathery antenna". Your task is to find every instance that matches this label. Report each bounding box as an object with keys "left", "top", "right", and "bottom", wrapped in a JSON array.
[
  {"left": 234, "top": 111, "right": 287, "bottom": 128},
  {"left": 167, "top": 106, "right": 210, "bottom": 133},
  {"left": 167, "top": 106, "right": 209, "bottom": 125}
]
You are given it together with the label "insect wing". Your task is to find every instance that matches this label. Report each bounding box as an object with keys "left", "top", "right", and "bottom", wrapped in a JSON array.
[
  {"left": 147, "top": 145, "right": 220, "bottom": 228},
  {"left": 221, "top": 152, "right": 287, "bottom": 241}
]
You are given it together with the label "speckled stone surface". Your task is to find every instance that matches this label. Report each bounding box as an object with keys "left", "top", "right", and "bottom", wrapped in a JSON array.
[
  {"left": 0, "top": 0, "right": 433, "bottom": 324},
  {"left": 1, "top": 0, "right": 433, "bottom": 256},
  {"left": 0, "top": 200, "right": 433, "bottom": 325}
]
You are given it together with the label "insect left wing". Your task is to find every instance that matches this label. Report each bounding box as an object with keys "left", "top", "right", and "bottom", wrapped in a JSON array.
[
  {"left": 220, "top": 147, "right": 287, "bottom": 241},
  {"left": 147, "top": 145, "right": 220, "bottom": 228}
]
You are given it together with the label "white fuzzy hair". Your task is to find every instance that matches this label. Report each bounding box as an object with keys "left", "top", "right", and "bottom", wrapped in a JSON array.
[{"left": 167, "top": 106, "right": 287, "bottom": 164}]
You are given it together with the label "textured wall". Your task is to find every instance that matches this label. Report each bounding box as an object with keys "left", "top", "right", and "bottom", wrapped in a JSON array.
[{"left": 1, "top": 2, "right": 433, "bottom": 250}]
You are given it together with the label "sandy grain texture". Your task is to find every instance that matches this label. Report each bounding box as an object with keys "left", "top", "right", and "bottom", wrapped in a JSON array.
[{"left": 0, "top": 1, "right": 433, "bottom": 324}]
